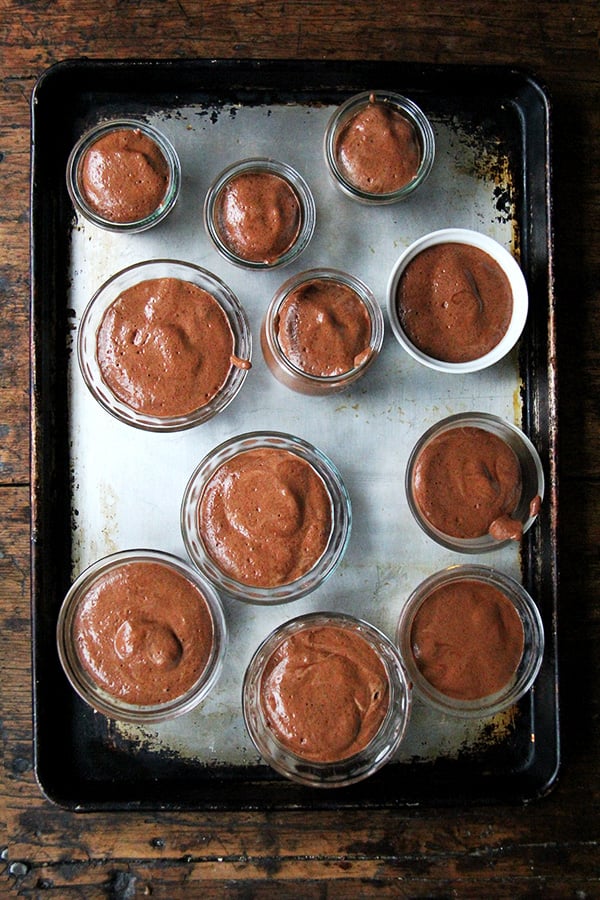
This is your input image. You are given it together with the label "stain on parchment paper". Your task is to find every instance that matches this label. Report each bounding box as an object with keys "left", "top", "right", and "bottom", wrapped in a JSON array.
[
  {"left": 436, "top": 113, "right": 522, "bottom": 258},
  {"left": 71, "top": 481, "right": 120, "bottom": 575}
]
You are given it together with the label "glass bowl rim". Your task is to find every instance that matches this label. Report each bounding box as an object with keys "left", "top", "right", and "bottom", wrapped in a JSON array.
[
  {"left": 180, "top": 430, "right": 352, "bottom": 605},
  {"left": 56, "top": 548, "right": 228, "bottom": 723},
  {"left": 66, "top": 117, "right": 181, "bottom": 232},
  {"left": 76, "top": 257, "right": 252, "bottom": 432}
]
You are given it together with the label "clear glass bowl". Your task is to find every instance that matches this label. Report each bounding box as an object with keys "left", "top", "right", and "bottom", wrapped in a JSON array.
[
  {"left": 77, "top": 258, "right": 252, "bottom": 432},
  {"left": 243, "top": 611, "right": 412, "bottom": 787},
  {"left": 405, "top": 412, "right": 545, "bottom": 553},
  {"left": 66, "top": 118, "right": 181, "bottom": 232},
  {"left": 260, "top": 268, "right": 385, "bottom": 395},
  {"left": 181, "top": 431, "right": 352, "bottom": 604},
  {"left": 56, "top": 549, "right": 227, "bottom": 723},
  {"left": 396, "top": 564, "right": 545, "bottom": 719},
  {"left": 387, "top": 228, "right": 529, "bottom": 373},
  {"left": 203, "top": 157, "right": 316, "bottom": 269},
  {"left": 323, "top": 90, "right": 435, "bottom": 204}
]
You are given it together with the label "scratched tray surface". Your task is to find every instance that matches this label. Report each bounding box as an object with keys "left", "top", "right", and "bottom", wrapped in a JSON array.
[{"left": 30, "top": 60, "right": 558, "bottom": 809}]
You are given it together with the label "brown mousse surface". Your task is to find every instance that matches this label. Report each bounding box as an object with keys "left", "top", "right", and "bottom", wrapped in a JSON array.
[
  {"left": 410, "top": 579, "right": 525, "bottom": 701},
  {"left": 73, "top": 561, "right": 214, "bottom": 706},
  {"left": 260, "top": 624, "right": 389, "bottom": 762},
  {"left": 335, "top": 97, "right": 421, "bottom": 194},
  {"left": 80, "top": 128, "right": 170, "bottom": 223},
  {"left": 277, "top": 278, "right": 372, "bottom": 376},
  {"left": 215, "top": 171, "right": 301, "bottom": 263},
  {"left": 396, "top": 242, "right": 514, "bottom": 362},
  {"left": 412, "top": 425, "right": 523, "bottom": 540},
  {"left": 96, "top": 277, "right": 235, "bottom": 418},
  {"left": 198, "top": 447, "right": 332, "bottom": 588}
]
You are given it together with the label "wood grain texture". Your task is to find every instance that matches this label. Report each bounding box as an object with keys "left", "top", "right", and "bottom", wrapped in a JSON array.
[{"left": 1, "top": 0, "right": 599, "bottom": 895}]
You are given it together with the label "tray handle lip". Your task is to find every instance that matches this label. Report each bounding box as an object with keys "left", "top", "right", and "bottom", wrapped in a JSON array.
[{"left": 29, "top": 56, "right": 555, "bottom": 101}]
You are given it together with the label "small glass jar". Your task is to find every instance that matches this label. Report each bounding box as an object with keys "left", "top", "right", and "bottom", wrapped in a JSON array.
[
  {"left": 405, "top": 412, "right": 545, "bottom": 553},
  {"left": 243, "top": 611, "right": 412, "bottom": 787},
  {"left": 396, "top": 565, "right": 544, "bottom": 719},
  {"left": 66, "top": 118, "right": 181, "bottom": 232},
  {"left": 77, "top": 258, "right": 252, "bottom": 432},
  {"left": 203, "top": 158, "right": 316, "bottom": 269},
  {"left": 323, "top": 90, "right": 435, "bottom": 204},
  {"left": 260, "top": 268, "right": 385, "bottom": 395},
  {"left": 387, "top": 228, "right": 529, "bottom": 373},
  {"left": 181, "top": 431, "right": 352, "bottom": 604},
  {"left": 56, "top": 549, "right": 228, "bottom": 723}
]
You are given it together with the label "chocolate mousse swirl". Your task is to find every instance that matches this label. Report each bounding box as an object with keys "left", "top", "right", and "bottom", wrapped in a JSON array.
[{"left": 199, "top": 447, "right": 332, "bottom": 587}]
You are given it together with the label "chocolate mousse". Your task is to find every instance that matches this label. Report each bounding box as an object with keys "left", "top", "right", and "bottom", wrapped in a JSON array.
[
  {"left": 275, "top": 277, "right": 372, "bottom": 376},
  {"left": 410, "top": 578, "right": 525, "bottom": 701},
  {"left": 260, "top": 624, "right": 390, "bottom": 762},
  {"left": 96, "top": 277, "right": 240, "bottom": 418},
  {"left": 412, "top": 425, "right": 525, "bottom": 541},
  {"left": 198, "top": 447, "right": 332, "bottom": 587},
  {"left": 80, "top": 127, "right": 171, "bottom": 224},
  {"left": 215, "top": 170, "right": 302, "bottom": 264},
  {"left": 335, "top": 95, "right": 421, "bottom": 194},
  {"left": 73, "top": 560, "right": 215, "bottom": 706},
  {"left": 396, "top": 242, "right": 514, "bottom": 362}
]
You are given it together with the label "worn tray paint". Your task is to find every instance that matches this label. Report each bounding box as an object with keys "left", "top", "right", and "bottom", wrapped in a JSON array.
[{"left": 30, "top": 59, "right": 559, "bottom": 810}]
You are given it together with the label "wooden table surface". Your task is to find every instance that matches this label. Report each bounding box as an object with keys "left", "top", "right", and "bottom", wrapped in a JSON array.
[{"left": 1, "top": 1, "right": 598, "bottom": 896}]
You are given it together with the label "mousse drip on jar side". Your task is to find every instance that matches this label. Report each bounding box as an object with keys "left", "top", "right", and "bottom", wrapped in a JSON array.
[
  {"left": 277, "top": 278, "right": 372, "bottom": 376},
  {"left": 410, "top": 579, "right": 525, "bottom": 701},
  {"left": 215, "top": 171, "right": 302, "bottom": 263},
  {"left": 335, "top": 95, "right": 421, "bottom": 194},
  {"left": 97, "top": 277, "right": 241, "bottom": 418},
  {"left": 412, "top": 425, "right": 524, "bottom": 541},
  {"left": 260, "top": 625, "right": 390, "bottom": 762},
  {"left": 396, "top": 242, "right": 514, "bottom": 362},
  {"left": 198, "top": 447, "right": 332, "bottom": 588},
  {"left": 73, "top": 561, "right": 214, "bottom": 706},
  {"left": 80, "top": 128, "right": 170, "bottom": 223}
]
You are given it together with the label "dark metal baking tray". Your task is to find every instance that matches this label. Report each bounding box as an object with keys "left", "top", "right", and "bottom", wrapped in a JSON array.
[{"left": 30, "top": 58, "right": 559, "bottom": 810}]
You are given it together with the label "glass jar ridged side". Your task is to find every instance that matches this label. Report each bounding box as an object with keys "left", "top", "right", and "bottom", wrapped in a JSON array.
[
  {"left": 243, "top": 611, "right": 412, "bottom": 787},
  {"left": 56, "top": 549, "right": 228, "bottom": 724},
  {"left": 181, "top": 431, "right": 352, "bottom": 604},
  {"left": 261, "top": 268, "right": 385, "bottom": 395},
  {"left": 67, "top": 118, "right": 181, "bottom": 232}
]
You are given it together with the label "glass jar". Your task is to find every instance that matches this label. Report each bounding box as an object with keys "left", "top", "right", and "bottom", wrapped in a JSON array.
[
  {"left": 66, "top": 118, "right": 181, "bottom": 232},
  {"left": 181, "top": 431, "right": 352, "bottom": 604},
  {"left": 261, "top": 268, "right": 384, "bottom": 395},
  {"left": 324, "top": 90, "right": 435, "bottom": 204},
  {"left": 396, "top": 564, "right": 544, "bottom": 718},
  {"left": 243, "top": 611, "right": 412, "bottom": 786},
  {"left": 204, "top": 157, "right": 316, "bottom": 269},
  {"left": 405, "top": 412, "right": 545, "bottom": 552},
  {"left": 77, "top": 258, "right": 252, "bottom": 432},
  {"left": 56, "top": 549, "right": 227, "bottom": 723}
]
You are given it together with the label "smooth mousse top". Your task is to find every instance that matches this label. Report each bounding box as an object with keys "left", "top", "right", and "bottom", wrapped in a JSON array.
[
  {"left": 412, "top": 425, "right": 523, "bottom": 541},
  {"left": 80, "top": 127, "right": 170, "bottom": 223},
  {"left": 73, "top": 560, "right": 214, "bottom": 706},
  {"left": 277, "top": 278, "right": 372, "bottom": 376},
  {"left": 260, "top": 624, "right": 390, "bottom": 762},
  {"left": 396, "top": 242, "right": 514, "bottom": 362},
  {"left": 410, "top": 579, "right": 525, "bottom": 701},
  {"left": 335, "top": 97, "right": 421, "bottom": 194},
  {"left": 96, "top": 277, "right": 238, "bottom": 418},
  {"left": 215, "top": 171, "right": 302, "bottom": 263},
  {"left": 198, "top": 447, "right": 332, "bottom": 588}
]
